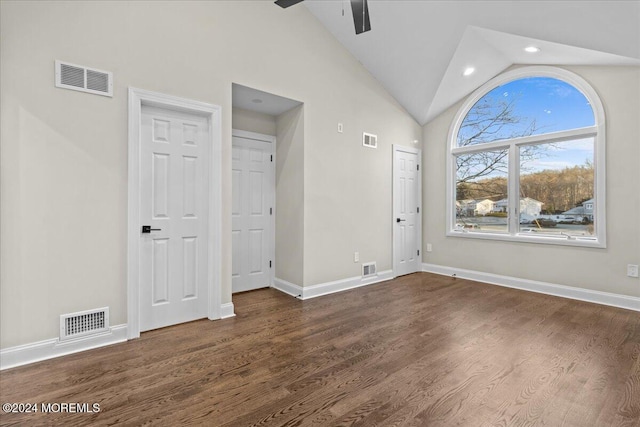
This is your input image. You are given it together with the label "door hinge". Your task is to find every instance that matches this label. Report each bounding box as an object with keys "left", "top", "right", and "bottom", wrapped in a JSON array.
[
  {"left": 417, "top": 249, "right": 420, "bottom": 256},
  {"left": 269, "top": 260, "right": 272, "bottom": 268},
  {"left": 270, "top": 207, "right": 273, "bottom": 215},
  {"left": 270, "top": 155, "right": 273, "bottom": 162},
  {"left": 417, "top": 207, "right": 419, "bottom": 213},
  {"left": 417, "top": 164, "right": 419, "bottom": 171}
]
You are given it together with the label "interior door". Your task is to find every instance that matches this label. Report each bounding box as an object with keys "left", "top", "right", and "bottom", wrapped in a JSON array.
[
  {"left": 393, "top": 145, "right": 422, "bottom": 277},
  {"left": 139, "top": 105, "right": 209, "bottom": 332},
  {"left": 232, "top": 133, "right": 275, "bottom": 293}
]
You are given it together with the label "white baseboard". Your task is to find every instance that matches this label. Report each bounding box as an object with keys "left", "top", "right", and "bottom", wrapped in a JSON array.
[
  {"left": 273, "top": 270, "right": 394, "bottom": 300},
  {"left": 220, "top": 302, "right": 235, "bottom": 319},
  {"left": 2, "top": 305, "right": 238, "bottom": 370},
  {"left": 272, "top": 277, "right": 303, "bottom": 298},
  {"left": 302, "top": 270, "right": 394, "bottom": 299},
  {"left": 422, "top": 263, "right": 640, "bottom": 312},
  {"left": 0, "top": 324, "right": 128, "bottom": 371}
]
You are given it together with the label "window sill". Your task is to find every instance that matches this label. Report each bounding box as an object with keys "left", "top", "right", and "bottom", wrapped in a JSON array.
[{"left": 447, "top": 229, "right": 606, "bottom": 249}]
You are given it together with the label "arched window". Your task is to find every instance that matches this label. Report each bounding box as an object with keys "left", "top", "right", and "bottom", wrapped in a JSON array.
[{"left": 447, "top": 67, "right": 605, "bottom": 247}]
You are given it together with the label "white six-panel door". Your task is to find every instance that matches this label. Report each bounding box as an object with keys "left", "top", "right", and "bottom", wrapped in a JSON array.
[
  {"left": 232, "top": 132, "right": 275, "bottom": 293},
  {"left": 139, "top": 105, "right": 209, "bottom": 331},
  {"left": 393, "top": 145, "right": 422, "bottom": 277}
]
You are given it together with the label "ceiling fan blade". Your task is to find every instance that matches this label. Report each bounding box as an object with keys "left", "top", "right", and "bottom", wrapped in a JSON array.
[
  {"left": 275, "top": 0, "right": 304, "bottom": 8},
  {"left": 350, "top": 0, "right": 371, "bottom": 34}
]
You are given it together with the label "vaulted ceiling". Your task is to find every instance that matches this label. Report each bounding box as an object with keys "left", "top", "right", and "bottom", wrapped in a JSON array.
[{"left": 302, "top": 0, "right": 640, "bottom": 125}]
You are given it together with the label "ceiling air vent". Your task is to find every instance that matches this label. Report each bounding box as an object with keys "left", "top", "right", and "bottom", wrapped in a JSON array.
[
  {"left": 363, "top": 132, "right": 377, "bottom": 149},
  {"left": 55, "top": 60, "right": 113, "bottom": 97},
  {"left": 60, "top": 307, "right": 110, "bottom": 341},
  {"left": 362, "top": 262, "right": 377, "bottom": 277}
]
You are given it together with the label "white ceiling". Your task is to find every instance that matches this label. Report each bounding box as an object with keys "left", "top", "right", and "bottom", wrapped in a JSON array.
[
  {"left": 302, "top": 0, "right": 640, "bottom": 125},
  {"left": 233, "top": 83, "right": 302, "bottom": 116}
]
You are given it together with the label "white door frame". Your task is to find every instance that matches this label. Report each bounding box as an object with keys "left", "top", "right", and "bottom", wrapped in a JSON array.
[
  {"left": 231, "top": 129, "right": 276, "bottom": 291},
  {"left": 392, "top": 144, "right": 422, "bottom": 277},
  {"left": 127, "top": 87, "right": 222, "bottom": 339}
]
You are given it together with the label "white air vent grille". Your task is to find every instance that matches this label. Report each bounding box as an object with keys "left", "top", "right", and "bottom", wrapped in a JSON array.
[
  {"left": 60, "top": 63, "right": 84, "bottom": 88},
  {"left": 60, "top": 307, "right": 109, "bottom": 341},
  {"left": 362, "top": 262, "right": 377, "bottom": 277},
  {"left": 363, "top": 132, "right": 377, "bottom": 148},
  {"left": 55, "top": 60, "right": 113, "bottom": 97},
  {"left": 86, "top": 69, "right": 109, "bottom": 93}
]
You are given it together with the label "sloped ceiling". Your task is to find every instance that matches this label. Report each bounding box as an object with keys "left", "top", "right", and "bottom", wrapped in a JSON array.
[{"left": 301, "top": 0, "right": 640, "bottom": 125}]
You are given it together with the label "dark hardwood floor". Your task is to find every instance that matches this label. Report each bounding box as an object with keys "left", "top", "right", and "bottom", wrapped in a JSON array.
[{"left": 1, "top": 272, "right": 639, "bottom": 426}]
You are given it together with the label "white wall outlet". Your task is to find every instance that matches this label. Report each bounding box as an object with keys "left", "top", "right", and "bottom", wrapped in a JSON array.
[
  {"left": 354, "top": 252, "right": 359, "bottom": 263},
  {"left": 337, "top": 122, "right": 343, "bottom": 133},
  {"left": 628, "top": 264, "right": 639, "bottom": 278},
  {"left": 426, "top": 243, "right": 433, "bottom": 252}
]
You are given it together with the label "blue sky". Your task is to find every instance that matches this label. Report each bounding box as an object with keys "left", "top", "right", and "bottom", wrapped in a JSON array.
[
  {"left": 522, "top": 137, "right": 594, "bottom": 173},
  {"left": 502, "top": 77, "right": 594, "bottom": 133},
  {"left": 460, "top": 77, "right": 595, "bottom": 174}
]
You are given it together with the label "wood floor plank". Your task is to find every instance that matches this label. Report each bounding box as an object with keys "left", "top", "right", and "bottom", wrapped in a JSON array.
[{"left": 1, "top": 273, "right": 638, "bottom": 426}]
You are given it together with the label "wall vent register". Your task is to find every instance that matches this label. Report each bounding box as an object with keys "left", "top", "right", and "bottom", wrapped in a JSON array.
[
  {"left": 55, "top": 60, "right": 113, "bottom": 97},
  {"left": 363, "top": 132, "right": 378, "bottom": 148},
  {"left": 362, "top": 262, "right": 377, "bottom": 277},
  {"left": 59, "top": 307, "right": 110, "bottom": 341}
]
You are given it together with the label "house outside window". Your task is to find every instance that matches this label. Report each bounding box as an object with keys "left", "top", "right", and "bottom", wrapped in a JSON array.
[
  {"left": 562, "top": 198, "right": 595, "bottom": 222},
  {"left": 447, "top": 67, "right": 606, "bottom": 247}
]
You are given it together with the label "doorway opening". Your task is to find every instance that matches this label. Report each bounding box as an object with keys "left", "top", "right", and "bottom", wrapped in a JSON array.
[{"left": 231, "top": 83, "right": 303, "bottom": 295}]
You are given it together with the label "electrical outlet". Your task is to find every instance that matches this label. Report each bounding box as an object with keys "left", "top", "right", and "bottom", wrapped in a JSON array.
[
  {"left": 628, "top": 264, "right": 639, "bottom": 278},
  {"left": 354, "top": 252, "right": 359, "bottom": 263},
  {"left": 337, "top": 123, "right": 343, "bottom": 133},
  {"left": 426, "top": 243, "right": 433, "bottom": 252}
]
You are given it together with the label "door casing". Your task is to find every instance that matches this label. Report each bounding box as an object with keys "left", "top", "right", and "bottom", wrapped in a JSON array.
[{"left": 127, "top": 87, "right": 222, "bottom": 339}]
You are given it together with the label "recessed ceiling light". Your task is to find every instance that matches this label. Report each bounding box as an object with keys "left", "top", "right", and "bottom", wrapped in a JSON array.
[
  {"left": 251, "top": 98, "right": 263, "bottom": 104},
  {"left": 525, "top": 46, "right": 540, "bottom": 53},
  {"left": 463, "top": 67, "right": 475, "bottom": 77}
]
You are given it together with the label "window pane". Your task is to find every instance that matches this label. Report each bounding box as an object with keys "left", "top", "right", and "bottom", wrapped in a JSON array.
[
  {"left": 458, "top": 77, "right": 595, "bottom": 147},
  {"left": 518, "top": 137, "right": 595, "bottom": 237},
  {"left": 455, "top": 150, "right": 509, "bottom": 233}
]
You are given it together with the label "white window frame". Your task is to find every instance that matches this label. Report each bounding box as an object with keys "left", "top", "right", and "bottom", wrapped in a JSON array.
[{"left": 446, "top": 66, "right": 606, "bottom": 248}]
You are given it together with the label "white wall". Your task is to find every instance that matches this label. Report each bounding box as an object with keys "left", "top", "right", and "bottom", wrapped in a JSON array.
[
  {"left": 423, "top": 65, "right": 640, "bottom": 299},
  {"left": 303, "top": 96, "right": 421, "bottom": 285},
  {"left": 232, "top": 107, "right": 277, "bottom": 136},
  {"left": 275, "top": 105, "right": 305, "bottom": 285},
  {"left": 0, "top": 1, "right": 421, "bottom": 348}
]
